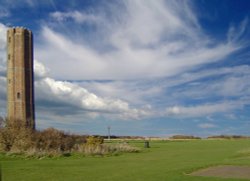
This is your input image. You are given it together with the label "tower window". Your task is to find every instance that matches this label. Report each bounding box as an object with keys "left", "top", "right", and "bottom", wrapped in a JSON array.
[
  {"left": 17, "top": 92, "right": 21, "bottom": 99},
  {"left": 8, "top": 79, "right": 11, "bottom": 84},
  {"left": 8, "top": 54, "right": 10, "bottom": 60},
  {"left": 8, "top": 37, "right": 11, "bottom": 43}
]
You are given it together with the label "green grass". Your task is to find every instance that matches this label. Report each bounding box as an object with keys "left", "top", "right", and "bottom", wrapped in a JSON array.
[{"left": 1, "top": 139, "right": 250, "bottom": 181}]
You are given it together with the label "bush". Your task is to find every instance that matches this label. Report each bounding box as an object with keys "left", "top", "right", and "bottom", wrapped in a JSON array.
[
  {"left": 0, "top": 123, "right": 34, "bottom": 152},
  {"left": 86, "top": 136, "right": 104, "bottom": 146},
  {"left": 34, "top": 128, "right": 67, "bottom": 151},
  {"left": 0, "top": 124, "right": 140, "bottom": 158},
  {"left": 0, "top": 124, "right": 86, "bottom": 156}
]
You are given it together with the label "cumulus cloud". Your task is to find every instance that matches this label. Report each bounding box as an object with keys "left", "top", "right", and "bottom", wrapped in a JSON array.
[
  {"left": 34, "top": 59, "right": 49, "bottom": 79},
  {"left": 34, "top": 61, "right": 151, "bottom": 120},
  {"left": 0, "top": 23, "right": 6, "bottom": 51}
]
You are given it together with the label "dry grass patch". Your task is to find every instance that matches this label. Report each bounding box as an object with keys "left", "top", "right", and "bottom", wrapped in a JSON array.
[{"left": 190, "top": 165, "right": 250, "bottom": 179}]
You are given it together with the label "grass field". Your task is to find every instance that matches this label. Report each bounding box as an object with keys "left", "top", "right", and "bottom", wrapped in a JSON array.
[{"left": 1, "top": 139, "right": 250, "bottom": 181}]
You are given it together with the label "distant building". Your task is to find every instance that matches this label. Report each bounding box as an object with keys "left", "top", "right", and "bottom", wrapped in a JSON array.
[{"left": 6, "top": 27, "right": 35, "bottom": 129}]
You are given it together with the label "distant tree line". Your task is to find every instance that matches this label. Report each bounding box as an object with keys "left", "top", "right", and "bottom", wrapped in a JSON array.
[
  {"left": 170, "top": 135, "right": 202, "bottom": 139},
  {"left": 102, "top": 135, "right": 145, "bottom": 139},
  {"left": 207, "top": 135, "right": 250, "bottom": 139}
]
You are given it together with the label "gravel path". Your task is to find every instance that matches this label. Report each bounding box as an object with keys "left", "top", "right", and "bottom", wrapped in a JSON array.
[{"left": 190, "top": 165, "right": 250, "bottom": 180}]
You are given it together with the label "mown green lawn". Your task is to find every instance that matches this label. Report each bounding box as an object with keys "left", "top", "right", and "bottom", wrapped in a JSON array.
[{"left": 1, "top": 139, "right": 250, "bottom": 181}]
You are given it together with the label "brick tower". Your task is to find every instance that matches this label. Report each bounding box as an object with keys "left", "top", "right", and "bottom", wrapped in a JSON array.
[{"left": 6, "top": 27, "right": 35, "bottom": 129}]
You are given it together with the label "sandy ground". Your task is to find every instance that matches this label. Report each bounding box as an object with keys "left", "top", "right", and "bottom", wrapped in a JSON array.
[{"left": 190, "top": 165, "right": 250, "bottom": 180}]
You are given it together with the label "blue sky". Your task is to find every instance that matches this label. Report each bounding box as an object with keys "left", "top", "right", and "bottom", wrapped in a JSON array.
[{"left": 0, "top": 0, "right": 250, "bottom": 137}]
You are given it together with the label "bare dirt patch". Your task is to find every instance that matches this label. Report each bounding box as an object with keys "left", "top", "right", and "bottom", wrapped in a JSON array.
[{"left": 190, "top": 165, "right": 250, "bottom": 180}]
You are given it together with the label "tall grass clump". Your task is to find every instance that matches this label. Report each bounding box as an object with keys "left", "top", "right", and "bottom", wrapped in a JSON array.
[{"left": 73, "top": 136, "right": 140, "bottom": 156}]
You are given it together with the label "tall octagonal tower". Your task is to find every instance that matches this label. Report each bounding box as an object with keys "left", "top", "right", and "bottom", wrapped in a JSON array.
[{"left": 6, "top": 27, "right": 35, "bottom": 129}]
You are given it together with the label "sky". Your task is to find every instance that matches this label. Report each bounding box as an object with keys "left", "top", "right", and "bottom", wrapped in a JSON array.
[{"left": 0, "top": 0, "right": 250, "bottom": 137}]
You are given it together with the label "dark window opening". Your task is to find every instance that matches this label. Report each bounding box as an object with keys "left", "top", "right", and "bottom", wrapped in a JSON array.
[
  {"left": 8, "top": 37, "right": 11, "bottom": 43},
  {"left": 8, "top": 54, "right": 10, "bottom": 60},
  {"left": 8, "top": 79, "right": 11, "bottom": 84},
  {"left": 17, "top": 92, "right": 21, "bottom": 99}
]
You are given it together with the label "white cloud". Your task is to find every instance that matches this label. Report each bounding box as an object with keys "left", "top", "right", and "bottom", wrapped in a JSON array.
[
  {"left": 0, "top": 23, "right": 7, "bottom": 77},
  {"left": 76, "top": 63, "right": 250, "bottom": 116},
  {"left": 0, "top": 7, "right": 10, "bottom": 18},
  {"left": 0, "top": 76, "right": 6, "bottom": 94},
  {"left": 227, "top": 17, "right": 249, "bottom": 43},
  {"left": 78, "top": 80, "right": 163, "bottom": 106},
  {"left": 50, "top": 11, "right": 101, "bottom": 24},
  {"left": 34, "top": 60, "right": 151, "bottom": 120},
  {"left": 37, "top": 0, "right": 243, "bottom": 80},
  {"left": 198, "top": 123, "right": 217, "bottom": 129},
  {"left": 1, "top": 0, "right": 38, "bottom": 8},
  {"left": 37, "top": 26, "right": 106, "bottom": 79},
  {"left": 0, "top": 23, "right": 7, "bottom": 50},
  {"left": 0, "top": 23, "right": 7, "bottom": 106},
  {"left": 158, "top": 65, "right": 250, "bottom": 106},
  {"left": 34, "top": 59, "right": 49, "bottom": 78},
  {"left": 0, "top": 76, "right": 6, "bottom": 117},
  {"left": 165, "top": 101, "right": 244, "bottom": 118}
]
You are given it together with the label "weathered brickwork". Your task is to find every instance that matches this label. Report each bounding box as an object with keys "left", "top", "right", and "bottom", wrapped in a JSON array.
[{"left": 7, "top": 27, "right": 35, "bottom": 129}]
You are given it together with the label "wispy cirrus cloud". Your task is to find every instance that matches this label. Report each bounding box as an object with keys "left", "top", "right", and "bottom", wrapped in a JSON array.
[
  {"left": 165, "top": 101, "right": 244, "bottom": 118},
  {"left": 50, "top": 11, "right": 102, "bottom": 24},
  {"left": 0, "top": 7, "right": 10, "bottom": 18},
  {"left": 227, "top": 17, "right": 249, "bottom": 44},
  {"left": 198, "top": 123, "right": 217, "bottom": 129},
  {"left": 37, "top": 0, "right": 245, "bottom": 80}
]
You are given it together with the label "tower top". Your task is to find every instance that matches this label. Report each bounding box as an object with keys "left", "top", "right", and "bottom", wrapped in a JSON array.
[{"left": 7, "top": 27, "right": 32, "bottom": 34}]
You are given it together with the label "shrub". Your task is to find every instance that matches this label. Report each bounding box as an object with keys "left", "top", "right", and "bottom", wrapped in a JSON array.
[
  {"left": 86, "top": 136, "right": 104, "bottom": 146},
  {"left": 33, "top": 128, "right": 86, "bottom": 153},
  {"left": 0, "top": 125, "right": 86, "bottom": 156},
  {"left": 0, "top": 121, "right": 139, "bottom": 158},
  {"left": 34, "top": 128, "right": 66, "bottom": 151},
  {"left": 0, "top": 123, "right": 34, "bottom": 152}
]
